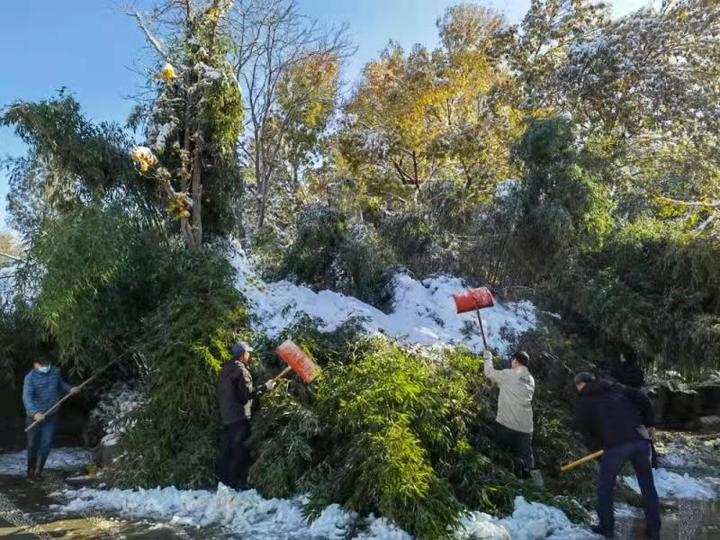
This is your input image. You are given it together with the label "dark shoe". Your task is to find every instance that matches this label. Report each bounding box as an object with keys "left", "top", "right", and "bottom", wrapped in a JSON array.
[
  {"left": 591, "top": 525, "right": 614, "bottom": 538},
  {"left": 26, "top": 470, "right": 36, "bottom": 481},
  {"left": 35, "top": 455, "right": 47, "bottom": 480}
]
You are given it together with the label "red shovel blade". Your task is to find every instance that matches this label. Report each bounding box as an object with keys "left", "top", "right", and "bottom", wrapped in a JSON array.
[
  {"left": 453, "top": 287, "right": 494, "bottom": 314},
  {"left": 275, "top": 340, "right": 321, "bottom": 384}
]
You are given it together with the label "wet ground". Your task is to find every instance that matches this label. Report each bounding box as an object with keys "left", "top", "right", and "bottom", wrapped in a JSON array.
[
  {"left": 615, "top": 499, "right": 720, "bottom": 539},
  {"left": 0, "top": 474, "right": 222, "bottom": 539},
  {"left": 0, "top": 440, "right": 719, "bottom": 539}
]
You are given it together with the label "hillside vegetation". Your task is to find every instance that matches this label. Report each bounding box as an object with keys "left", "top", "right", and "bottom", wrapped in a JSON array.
[{"left": 1, "top": 0, "right": 719, "bottom": 537}]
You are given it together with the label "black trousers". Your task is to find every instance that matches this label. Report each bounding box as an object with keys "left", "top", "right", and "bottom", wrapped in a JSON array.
[
  {"left": 217, "top": 419, "right": 251, "bottom": 489},
  {"left": 598, "top": 440, "right": 660, "bottom": 538},
  {"left": 495, "top": 422, "right": 534, "bottom": 477}
]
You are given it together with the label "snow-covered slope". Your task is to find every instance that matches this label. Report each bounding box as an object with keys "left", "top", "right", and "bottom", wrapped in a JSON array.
[{"left": 230, "top": 242, "right": 536, "bottom": 356}]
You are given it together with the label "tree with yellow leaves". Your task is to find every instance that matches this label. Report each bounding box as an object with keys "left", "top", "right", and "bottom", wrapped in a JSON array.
[{"left": 340, "top": 5, "right": 523, "bottom": 202}]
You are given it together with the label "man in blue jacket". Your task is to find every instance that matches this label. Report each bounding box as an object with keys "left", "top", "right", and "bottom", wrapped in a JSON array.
[
  {"left": 573, "top": 372, "right": 660, "bottom": 540},
  {"left": 22, "top": 358, "right": 79, "bottom": 480}
]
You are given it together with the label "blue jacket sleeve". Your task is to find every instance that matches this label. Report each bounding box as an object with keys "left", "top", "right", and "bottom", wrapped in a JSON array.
[{"left": 22, "top": 374, "right": 40, "bottom": 416}]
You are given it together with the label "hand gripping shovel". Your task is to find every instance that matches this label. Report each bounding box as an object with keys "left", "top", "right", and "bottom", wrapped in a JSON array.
[
  {"left": 453, "top": 287, "right": 494, "bottom": 349},
  {"left": 267, "top": 339, "right": 321, "bottom": 386}
]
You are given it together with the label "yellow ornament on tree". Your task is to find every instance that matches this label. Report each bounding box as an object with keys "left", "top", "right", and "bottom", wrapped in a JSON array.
[
  {"left": 130, "top": 146, "right": 158, "bottom": 173},
  {"left": 160, "top": 63, "right": 177, "bottom": 82}
]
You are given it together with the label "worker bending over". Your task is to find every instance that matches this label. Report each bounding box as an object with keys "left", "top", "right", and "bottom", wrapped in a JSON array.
[{"left": 573, "top": 372, "right": 660, "bottom": 540}]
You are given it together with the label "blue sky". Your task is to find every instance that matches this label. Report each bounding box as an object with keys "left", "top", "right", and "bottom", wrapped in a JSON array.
[{"left": 0, "top": 0, "right": 654, "bottom": 230}]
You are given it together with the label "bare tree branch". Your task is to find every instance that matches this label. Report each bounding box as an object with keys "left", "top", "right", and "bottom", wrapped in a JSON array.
[{"left": 131, "top": 12, "right": 170, "bottom": 61}]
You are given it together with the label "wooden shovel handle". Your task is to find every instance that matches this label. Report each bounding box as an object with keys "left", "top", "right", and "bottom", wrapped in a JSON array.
[
  {"left": 25, "top": 355, "right": 123, "bottom": 432},
  {"left": 561, "top": 450, "right": 604, "bottom": 472},
  {"left": 268, "top": 366, "right": 293, "bottom": 385},
  {"left": 475, "top": 307, "right": 488, "bottom": 350}
]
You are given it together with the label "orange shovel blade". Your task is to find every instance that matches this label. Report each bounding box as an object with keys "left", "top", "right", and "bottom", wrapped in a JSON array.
[
  {"left": 275, "top": 340, "right": 321, "bottom": 384},
  {"left": 453, "top": 287, "right": 494, "bottom": 314}
]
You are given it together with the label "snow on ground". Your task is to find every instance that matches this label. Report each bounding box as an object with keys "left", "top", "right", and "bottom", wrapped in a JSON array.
[
  {"left": 54, "top": 484, "right": 410, "bottom": 540},
  {"left": 624, "top": 468, "right": 719, "bottom": 500},
  {"left": 655, "top": 431, "right": 720, "bottom": 472},
  {"left": 457, "top": 497, "right": 596, "bottom": 540},
  {"left": 55, "top": 487, "right": 598, "bottom": 540},
  {"left": 230, "top": 242, "right": 536, "bottom": 357},
  {"left": 0, "top": 447, "right": 91, "bottom": 476}
]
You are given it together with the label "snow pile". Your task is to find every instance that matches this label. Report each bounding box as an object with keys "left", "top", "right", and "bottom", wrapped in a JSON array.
[
  {"left": 655, "top": 431, "right": 720, "bottom": 472},
  {"left": 56, "top": 487, "right": 599, "bottom": 540},
  {"left": 230, "top": 242, "right": 536, "bottom": 356},
  {"left": 90, "top": 382, "right": 145, "bottom": 446},
  {"left": 0, "top": 447, "right": 91, "bottom": 476},
  {"left": 55, "top": 484, "right": 410, "bottom": 540},
  {"left": 624, "top": 468, "right": 719, "bottom": 500},
  {"left": 456, "top": 497, "right": 596, "bottom": 540}
]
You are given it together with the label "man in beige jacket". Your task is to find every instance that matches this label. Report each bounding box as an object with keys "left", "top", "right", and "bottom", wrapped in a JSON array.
[{"left": 483, "top": 349, "right": 536, "bottom": 478}]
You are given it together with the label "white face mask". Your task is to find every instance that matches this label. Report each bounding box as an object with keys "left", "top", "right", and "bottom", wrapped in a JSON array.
[{"left": 37, "top": 366, "right": 50, "bottom": 374}]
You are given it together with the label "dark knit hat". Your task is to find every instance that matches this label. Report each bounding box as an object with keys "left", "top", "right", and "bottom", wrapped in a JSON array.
[
  {"left": 574, "top": 371, "right": 596, "bottom": 386},
  {"left": 513, "top": 350, "right": 530, "bottom": 366}
]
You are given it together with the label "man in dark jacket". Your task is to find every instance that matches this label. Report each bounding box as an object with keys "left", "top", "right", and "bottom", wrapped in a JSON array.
[
  {"left": 573, "top": 372, "right": 660, "bottom": 539},
  {"left": 609, "top": 349, "right": 645, "bottom": 389},
  {"left": 607, "top": 349, "right": 659, "bottom": 468},
  {"left": 23, "top": 358, "right": 79, "bottom": 480},
  {"left": 217, "top": 342, "right": 274, "bottom": 489}
]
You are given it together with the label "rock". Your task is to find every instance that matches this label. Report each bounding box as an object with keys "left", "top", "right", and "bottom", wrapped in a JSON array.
[
  {"left": 696, "top": 383, "right": 720, "bottom": 416},
  {"left": 696, "top": 416, "right": 720, "bottom": 433},
  {"left": 651, "top": 384, "right": 702, "bottom": 430},
  {"left": 94, "top": 442, "right": 122, "bottom": 468}
]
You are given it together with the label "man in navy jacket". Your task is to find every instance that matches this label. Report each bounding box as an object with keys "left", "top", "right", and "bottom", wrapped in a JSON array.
[
  {"left": 22, "top": 358, "right": 79, "bottom": 480},
  {"left": 573, "top": 372, "right": 660, "bottom": 539}
]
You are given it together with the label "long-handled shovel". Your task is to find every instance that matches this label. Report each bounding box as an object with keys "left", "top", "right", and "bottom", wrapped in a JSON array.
[
  {"left": 25, "top": 355, "right": 124, "bottom": 433},
  {"left": 266, "top": 339, "right": 321, "bottom": 386},
  {"left": 453, "top": 287, "right": 494, "bottom": 349},
  {"left": 560, "top": 450, "right": 604, "bottom": 472}
]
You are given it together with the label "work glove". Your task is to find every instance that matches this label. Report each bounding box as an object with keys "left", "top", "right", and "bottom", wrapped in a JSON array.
[
  {"left": 264, "top": 380, "right": 276, "bottom": 391},
  {"left": 483, "top": 350, "right": 493, "bottom": 362}
]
